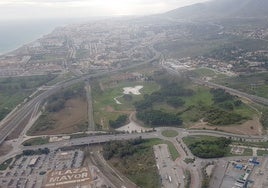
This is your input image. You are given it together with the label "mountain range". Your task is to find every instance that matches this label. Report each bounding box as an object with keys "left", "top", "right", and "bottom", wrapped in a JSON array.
[{"left": 166, "top": 0, "right": 268, "bottom": 20}]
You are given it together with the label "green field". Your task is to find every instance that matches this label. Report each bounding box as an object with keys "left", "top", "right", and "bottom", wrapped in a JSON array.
[
  {"left": 183, "top": 135, "right": 231, "bottom": 158},
  {"left": 22, "top": 137, "right": 49, "bottom": 146},
  {"left": 92, "top": 80, "right": 160, "bottom": 128},
  {"left": 142, "top": 138, "right": 180, "bottom": 160},
  {"left": 183, "top": 135, "right": 257, "bottom": 157},
  {"left": 161, "top": 130, "right": 179, "bottom": 138},
  {"left": 232, "top": 140, "right": 268, "bottom": 148},
  {"left": 0, "top": 158, "right": 13, "bottom": 171},
  {"left": 257, "top": 150, "right": 268, "bottom": 156},
  {"left": 190, "top": 68, "right": 227, "bottom": 79},
  {"left": 215, "top": 72, "right": 268, "bottom": 99},
  {"left": 0, "top": 74, "right": 57, "bottom": 121},
  {"left": 226, "top": 147, "right": 253, "bottom": 157}
]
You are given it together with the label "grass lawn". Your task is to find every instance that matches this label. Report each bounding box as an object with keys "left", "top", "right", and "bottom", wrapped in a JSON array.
[
  {"left": 191, "top": 68, "right": 219, "bottom": 78},
  {"left": 183, "top": 135, "right": 219, "bottom": 145},
  {"left": 214, "top": 72, "right": 268, "bottom": 99},
  {"left": 0, "top": 158, "right": 13, "bottom": 171},
  {"left": 143, "top": 138, "right": 180, "bottom": 160},
  {"left": 92, "top": 80, "right": 160, "bottom": 128},
  {"left": 184, "top": 135, "right": 256, "bottom": 157},
  {"left": 161, "top": 130, "right": 179, "bottom": 138},
  {"left": 232, "top": 141, "right": 268, "bottom": 148},
  {"left": 22, "top": 137, "right": 49, "bottom": 146},
  {"left": 183, "top": 135, "right": 232, "bottom": 158},
  {"left": 257, "top": 150, "right": 268, "bottom": 156},
  {"left": 0, "top": 74, "right": 57, "bottom": 121},
  {"left": 226, "top": 147, "right": 253, "bottom": 157}
]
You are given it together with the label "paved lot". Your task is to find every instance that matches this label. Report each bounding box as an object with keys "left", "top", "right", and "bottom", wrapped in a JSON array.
[
  {"left": 153, "top": 144, "right": 182, "bottom": 188},
  {"left": 0, "top": 149, "right": 110, "bottom": 188}
]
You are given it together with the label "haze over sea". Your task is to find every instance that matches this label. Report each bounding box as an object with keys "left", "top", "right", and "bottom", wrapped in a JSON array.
[{"left": 0, "top": 18, "right": 93, "bottom": 55}]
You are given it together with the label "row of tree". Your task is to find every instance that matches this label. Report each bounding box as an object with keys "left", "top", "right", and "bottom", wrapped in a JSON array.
[
  {"left": 23, "top": 148, "right": 50, "bottom": 156},
  {"left": 188, "top": 137, "right": 231, "bottom": 158},
  {"left": 210, "top": 88, "right": 242, "bottom": 110},
  {"left": 134, "top": 82, "right": 189, "bottom": 127},
  {"left": 136, "top": 110, "right": 182, "bottom": 126},
  {"left": 47, "top": 83, "right": 85, "bottom": 113},
  {"left": 109, "top": 115, "right": 128, "bottom": 129},
  {"left": 103, "top": 137, "right": 143, "bottom": 160}
]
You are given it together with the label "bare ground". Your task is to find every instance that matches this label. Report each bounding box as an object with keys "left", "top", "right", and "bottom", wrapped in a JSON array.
[
  {"left": 33, "top": 98, "right": 88, "bottom": 135},
  {"left": 189, "top": 116, "right": 263, "bottom": 136},
  {"left": 0, "top": 143, "right": 12, "bottom": 156}
]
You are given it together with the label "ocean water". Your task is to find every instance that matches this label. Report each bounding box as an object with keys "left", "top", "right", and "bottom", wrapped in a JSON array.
[{"left": 0, "top": 18, "right": 92, "bottom": 55}]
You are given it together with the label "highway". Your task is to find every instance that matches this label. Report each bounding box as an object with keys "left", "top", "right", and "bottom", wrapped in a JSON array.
[
  {"left": 191, "top": 78, "right": 268, "bottom": 106},
  {"left": 1, "top": 127, "right": 268, "bottom": 188},
  {"left": 0, "top": 52, "right": 160, "bottom": 145},
  {"left": 0, "top": 76, "right": 84, "bottom": 144},
  {"left": 162, "top": 63, "right": 268, "bottom": 106}
]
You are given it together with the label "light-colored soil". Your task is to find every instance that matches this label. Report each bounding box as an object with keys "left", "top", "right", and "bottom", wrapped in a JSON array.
[
  {"left": 189, "top": 116, "right": 263, "bottom": 136},
  {"left": 0, "top": 143, "right": 12, "bottom": 156},
  {"left": 105, "top": 106, "right": 133, "bottom": 114},
  {"left": 123, "top": 85, "right": 143, "bottom": 95},
  {"left": 36, "top": 98, "right": 88, "bottom": 135}
]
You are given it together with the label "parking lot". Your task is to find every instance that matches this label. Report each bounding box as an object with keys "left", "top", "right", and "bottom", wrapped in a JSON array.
[
  {"left": 0, "top": 149, "right": 84, "bottom": 187},
  {"left": 153, "top": 144, "right": 183, "bottom": 188}
]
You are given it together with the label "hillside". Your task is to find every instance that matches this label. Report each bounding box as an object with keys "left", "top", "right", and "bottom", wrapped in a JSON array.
[{"left": 166, "top": 0, "right": 268, "bottom": 20}]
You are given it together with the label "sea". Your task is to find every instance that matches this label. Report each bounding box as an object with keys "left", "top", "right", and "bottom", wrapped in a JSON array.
[{"left": 0, "top": 18, "right": 97, "bottom": 55}]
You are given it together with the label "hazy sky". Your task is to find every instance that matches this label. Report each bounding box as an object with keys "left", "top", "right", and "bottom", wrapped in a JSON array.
[{"left": 0, "top": 0, "right": 210, "bottom": 20}]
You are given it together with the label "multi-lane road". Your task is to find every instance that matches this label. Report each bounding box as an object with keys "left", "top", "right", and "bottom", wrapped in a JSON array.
[
  {"left": 0, "top": 47, "right": 160, "bottom": 145},
  {"left": 162, "top": 63, "right": 268, "bottom": 106},
  {"left": 191, "top": 78, "right": 268, "bottom": 106}
]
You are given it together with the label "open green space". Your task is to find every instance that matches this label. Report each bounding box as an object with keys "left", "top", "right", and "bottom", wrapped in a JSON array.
[
  {"left": 103, "top": 138, "right": 161, "bottom": 188},
  {"left": 92, "top": 79, "right": 160, "bottom": 128},
  {"left": 232, "top": 140, "right": 268, "bottom": 149},
  {"left": 134, "top": 74, "right": 254, "bottom": 126},
  {"left": 0, "top": 158, "right": 13, "bottom": 171},
  {"left": 102, "top": 138, "right": 179, "bottom": 188},
  {"left": 141, "top": 139, "right": 180, "bottom": 161},
  {"left": 257, "top": 150, "right": 268, "bottom": 156},
  {"left": 190, "top": 68, "right": 228, "bottom": 80},
  {"left": 183, "top": 135, "right": 231, "bottom": 158},
  {"left": 27, "top": 82, "right": 87, "bottom": 135},
  {"left": 225, "top": 147, "right": 253, "bottom": 157},
  {"left": 183, "top": 135, "right": 258, "bottom": 158},
  {"left": 0, "top": 74, "right": 57, "bottom": 121},
  {"left": 22, "top": 137, "right": 49, "bottom": 146},
  {"left": 93, "top": 70, "right": 256, "bottom": 130},
  {"left": 161, "top": 130, "right": 178, "bottom": 137},
  {"left": 214, "top": 72, "right": 268, "bottom": 99}
]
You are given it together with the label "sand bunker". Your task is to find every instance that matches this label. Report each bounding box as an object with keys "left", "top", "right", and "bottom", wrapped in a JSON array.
[{"left": 123, "top": 85, "right": 143, "bottom": 95}]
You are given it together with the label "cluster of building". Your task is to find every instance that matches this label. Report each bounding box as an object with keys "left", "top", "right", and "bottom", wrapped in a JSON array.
[
  {"left": 163, "top": 47, "right": 268, "bottom": 75},
  {"left": 0, "top": 149, "right": 109, "bottom": 188},
  {"left": 0, "top": 19, "right": 162, "bottom": 77},
  {"left": 163, "top": 57, "right": 235, "bottom": 75},
  {"left": 224, "top": 28, "right": 268, "bottom": 40},
  {"left": 222, "top": 157, "right": 262, "bottom": 188}
]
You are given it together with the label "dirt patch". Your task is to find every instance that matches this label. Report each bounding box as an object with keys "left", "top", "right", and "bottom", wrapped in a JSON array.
[
  {"left": 190, "top": 116, "right": 263, "bottom": 136},
  {"left": 105, "top": 106, "right": 133, "bottom": 114},
  {"left": 0, "top": 143, "right": 12, "bottom": 156},
  {"left": 33, "top": 97, "right": 88, "bottom": 135}
]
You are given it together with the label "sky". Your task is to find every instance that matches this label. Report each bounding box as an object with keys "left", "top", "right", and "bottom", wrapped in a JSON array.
[{"left": 0, "top": 0, "right": 210, "bottom": 21}]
